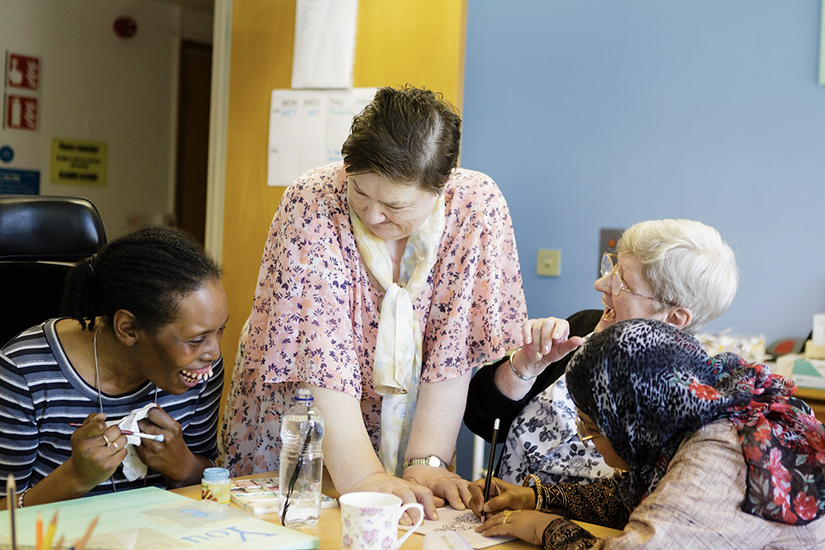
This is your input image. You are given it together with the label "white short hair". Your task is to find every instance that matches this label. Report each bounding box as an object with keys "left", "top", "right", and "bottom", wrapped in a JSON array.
[{"left": 616, "top": 219, "right": 739, "bottom": 334}]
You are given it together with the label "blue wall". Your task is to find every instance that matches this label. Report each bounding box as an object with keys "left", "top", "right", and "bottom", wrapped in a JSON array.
[{"left": 461, "top": 0, "right": 825, "bottom": 343}]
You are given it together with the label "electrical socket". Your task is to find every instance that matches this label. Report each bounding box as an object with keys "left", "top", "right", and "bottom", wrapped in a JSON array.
[{"left": 537, "top": 249, "right": 561, "bottom": 277}]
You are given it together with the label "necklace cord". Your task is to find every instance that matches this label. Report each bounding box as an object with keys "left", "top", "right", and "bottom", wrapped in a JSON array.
[
  {"left": 93, "top": 324, "right": 117, "bottom": 493},
  {"left": 93, "top": 323, "right": 160, "bottom": 493}
]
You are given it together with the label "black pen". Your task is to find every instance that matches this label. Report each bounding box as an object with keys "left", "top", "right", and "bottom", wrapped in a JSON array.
[{"left": 482, "top": 418, "right": 500, "bottom": 520}]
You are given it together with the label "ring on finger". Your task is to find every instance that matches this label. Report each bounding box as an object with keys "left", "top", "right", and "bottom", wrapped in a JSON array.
[
  {"left": 112, "top": 440, "right": 120, "bottom": 451},
  {"left": 102, "top": 434, "right": 111, "bottom": 447}
]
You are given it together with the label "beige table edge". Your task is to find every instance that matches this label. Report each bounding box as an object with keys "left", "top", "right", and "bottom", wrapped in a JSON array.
[{"left": 171, "top": 472, "right": 622, "bottom": 549}]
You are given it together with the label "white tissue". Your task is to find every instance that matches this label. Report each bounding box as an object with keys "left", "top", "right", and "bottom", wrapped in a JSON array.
[{"left": 106, "top": 402, "right": 158, "bottom": 481}]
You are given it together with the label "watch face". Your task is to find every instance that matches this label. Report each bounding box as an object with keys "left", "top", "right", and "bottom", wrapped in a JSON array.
[{"left": 404, "top": 456, "right": 445, "bottom": 469}]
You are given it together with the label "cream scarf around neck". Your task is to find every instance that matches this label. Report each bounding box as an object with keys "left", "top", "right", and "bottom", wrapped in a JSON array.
[{"left": 348, "top": 184, "right": 447, "bottom": 475}]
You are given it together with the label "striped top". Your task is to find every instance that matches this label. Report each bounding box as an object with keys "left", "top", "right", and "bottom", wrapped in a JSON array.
[{"left": 0, "top": 319, "right": 223, "bottom": 496}]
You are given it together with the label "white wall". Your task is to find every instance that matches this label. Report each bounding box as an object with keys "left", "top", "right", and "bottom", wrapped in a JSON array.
[{"left": 0, "top": 0, "right": 213, "bottom": 239}]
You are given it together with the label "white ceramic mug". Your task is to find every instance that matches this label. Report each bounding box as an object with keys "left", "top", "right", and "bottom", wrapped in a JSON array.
[{"left": 340, "top": 491, "right": 425, "bottom": 550}]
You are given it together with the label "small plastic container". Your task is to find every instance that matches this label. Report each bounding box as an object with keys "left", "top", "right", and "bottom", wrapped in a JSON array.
[{"left": 201, "top": 467, "right": 231, "bottom": 504}]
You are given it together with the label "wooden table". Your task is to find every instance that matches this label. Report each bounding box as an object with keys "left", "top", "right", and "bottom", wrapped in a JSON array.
[
  {"left": 795, "top": 387, "right": 825, "bottom": 423},
  {"left": 172, "top": 474, "right": 621, "bottom": 549}
]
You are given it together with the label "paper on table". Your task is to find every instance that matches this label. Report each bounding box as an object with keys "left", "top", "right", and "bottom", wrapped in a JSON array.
[
  {"left": 423, "top": 531, "right": 474, "bottom": 550},
  {"left": 0, "top": 487, "right": 319, "bottom": 550},
  {"left": 400, "top": 506, "right": 515, "bottom": 549}
]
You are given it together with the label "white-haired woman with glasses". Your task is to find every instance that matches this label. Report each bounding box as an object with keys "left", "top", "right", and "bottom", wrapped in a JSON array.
[{"left": 464, "top": 219, "right": 738, "bottom": 528}]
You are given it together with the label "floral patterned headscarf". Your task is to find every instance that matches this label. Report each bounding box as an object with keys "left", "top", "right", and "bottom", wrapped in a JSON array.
[{"left": 566, "top": 318, "right": 825, "bottom": 525}]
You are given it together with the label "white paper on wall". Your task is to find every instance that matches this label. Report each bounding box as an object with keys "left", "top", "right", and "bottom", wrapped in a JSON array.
[
  {"left": 267, "top": 88, "right": 376, "bottom": 187},
  {"left": 291, "top": 0, "right": 359, "bottom": 89}
]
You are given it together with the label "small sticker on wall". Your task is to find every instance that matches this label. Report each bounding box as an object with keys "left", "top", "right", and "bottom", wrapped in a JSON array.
[
  {"left": 50, "top": 137, "right": 107, "bottom": 187},
  {"left": 0, "top": 168, "right": 40, "bottom": 195},
  {"left": 5, "top": 94, "right": 37, "bottom": 131},
  {"left": 0, "top": 145, "right": 13, "bottom": 163},
  {"left": 6, "top": 53, "right": 40, "bottom": 91}
]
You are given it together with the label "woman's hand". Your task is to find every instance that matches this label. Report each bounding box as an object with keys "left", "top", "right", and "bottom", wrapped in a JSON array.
[
  {"left": 496, "top": 317, "right": 584, "bottom": 400},
  {"left": 403, "top": 465, "right": 472, "bottom": 513},
  {"left": 515, "top": 317, "right": 583, "bottom": 379},
  {"left": 15, "top": 413, "right": 127, "bottom": 506},
  {"left": 475, "top": 509, "right": 560, "bottom": 546},
  {"left": 468, "top": 477, "right": 535, "bottom": 518},
  {"left": 65, "top": 413, "right": 127, "bottom": 492},
  {"left": 347, "top": 472, "right": 439, "bottom": 525},
  {"left": 134, "top": 406, "right": 205, "bottom": 487}
]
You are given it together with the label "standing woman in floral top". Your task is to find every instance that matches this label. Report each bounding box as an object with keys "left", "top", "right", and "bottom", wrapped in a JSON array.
[
  {"left": 471, "top": 319, "right": 825, "bottom": 549},
  {"left": 221, "top": 85, "right": 527, "bottom": 520}
]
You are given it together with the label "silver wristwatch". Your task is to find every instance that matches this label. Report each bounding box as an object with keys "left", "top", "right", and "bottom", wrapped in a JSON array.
[{"left": 402, "top": 455, "right": 448, "bottom": 469}]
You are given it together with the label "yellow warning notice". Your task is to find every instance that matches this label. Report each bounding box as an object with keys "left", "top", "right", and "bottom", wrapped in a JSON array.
[{"left": 50, "top": 137, "right": 107, "bottom": 187}]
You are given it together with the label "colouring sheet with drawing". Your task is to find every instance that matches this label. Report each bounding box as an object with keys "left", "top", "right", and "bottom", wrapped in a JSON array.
[{"left": 400, "top": 506, "right": 515, "bottom": 549}]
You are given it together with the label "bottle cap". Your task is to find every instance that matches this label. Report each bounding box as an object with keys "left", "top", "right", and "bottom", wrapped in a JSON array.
[
  {"left": 203, "top": 467, "right": 230, "bottom": 480},
  {"left": 295, "top": 387, "right": 314, "bottom": 402}
]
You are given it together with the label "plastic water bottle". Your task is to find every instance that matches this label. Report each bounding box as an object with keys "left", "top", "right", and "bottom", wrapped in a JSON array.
[{"left": 279, "top": 387, "right": 324, "bottom": 528}]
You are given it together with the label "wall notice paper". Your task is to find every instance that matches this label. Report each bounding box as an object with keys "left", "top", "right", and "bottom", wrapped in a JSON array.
[
  {"left": 291, "top": 0, "right": 358, "bottom": 89},
  {"left": 50, "top": 137, "right": 107, "bottom": 187},
  {"left": 267, "top": 88, "right": 376, "bottom": 187},
  {"left": 400, "top": 506, "right": 515, "bottom": 549},
  {"left": 0, "top": 168, "right": 39, "bottom": 194},
  {"left": 0, "top": 487, "right": 319, "bottom": 550}
]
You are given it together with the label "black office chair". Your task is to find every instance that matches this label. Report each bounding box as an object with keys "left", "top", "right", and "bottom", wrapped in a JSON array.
[{"left": 0, "top": 196, "right": 106, "bottom": 347}]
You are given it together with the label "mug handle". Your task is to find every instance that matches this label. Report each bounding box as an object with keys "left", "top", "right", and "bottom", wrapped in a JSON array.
[{"left": 395, "top": 502, "right": 425, "bottom": 549}]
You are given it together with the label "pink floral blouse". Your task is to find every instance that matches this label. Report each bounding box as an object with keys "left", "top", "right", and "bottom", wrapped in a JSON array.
[{"left": 221, "top": 163, "right": 527, "bottom": 475}]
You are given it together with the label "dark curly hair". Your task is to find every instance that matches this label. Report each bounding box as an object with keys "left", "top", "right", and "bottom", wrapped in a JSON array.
[
  {"left": 61, "top": 225, "right": 222, "bottom": 332},
  {"left": 341, "top": 84, "right": 461, "bottom": 193}
]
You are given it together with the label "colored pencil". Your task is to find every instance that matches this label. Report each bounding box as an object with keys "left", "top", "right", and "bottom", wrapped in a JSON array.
[
  {"left": 70, "top": 516, "right": 97, "bottom": 550},
  {"left": 54, "top": 536, "right": 65, "bottom": 550},
  {"left": 36, "top": 512, "right": 43, "bottom": 550},
  {"left": 7, "top": 475, "right": 17, "bottom": 550},
  {"left": 41, "top": 512, "right": 58, "bottom": 550}
]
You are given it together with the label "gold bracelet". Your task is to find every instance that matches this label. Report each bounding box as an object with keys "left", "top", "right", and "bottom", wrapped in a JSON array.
[
  {"left": 522, "top": 473, "right": 544, "bottom": 510},
  {"left": 17, "top": 488, "right": 28, "bottom": 508},
  {"left": 508, "top": 349, "right": 536, "bottom": 381}
]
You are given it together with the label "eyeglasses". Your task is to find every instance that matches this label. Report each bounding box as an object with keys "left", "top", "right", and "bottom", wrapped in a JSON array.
[
  {"left": 575, "top": 413, "right": 603, "bottom": 448},
  {"left": 600, "top": 253, "right": 678, "bottom": 307}
]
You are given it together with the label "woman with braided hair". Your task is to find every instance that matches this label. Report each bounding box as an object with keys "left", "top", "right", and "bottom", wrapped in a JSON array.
[{"left": 0, "top": 225, "right": 227, "bottom": 509}]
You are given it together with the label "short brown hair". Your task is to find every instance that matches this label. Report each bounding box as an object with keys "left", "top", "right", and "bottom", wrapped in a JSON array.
[{"left": 342, "top": 85, "right": 461, "bottom": 193}]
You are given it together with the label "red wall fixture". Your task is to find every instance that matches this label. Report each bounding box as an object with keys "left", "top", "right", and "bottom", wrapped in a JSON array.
[{"left": 113, "top": 16, "right": 137, "bottom": 39}]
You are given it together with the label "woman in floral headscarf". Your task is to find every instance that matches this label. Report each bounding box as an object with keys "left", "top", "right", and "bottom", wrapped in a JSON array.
[{"left": 470, "top": 319, "right": 825, "bottom": 549}]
